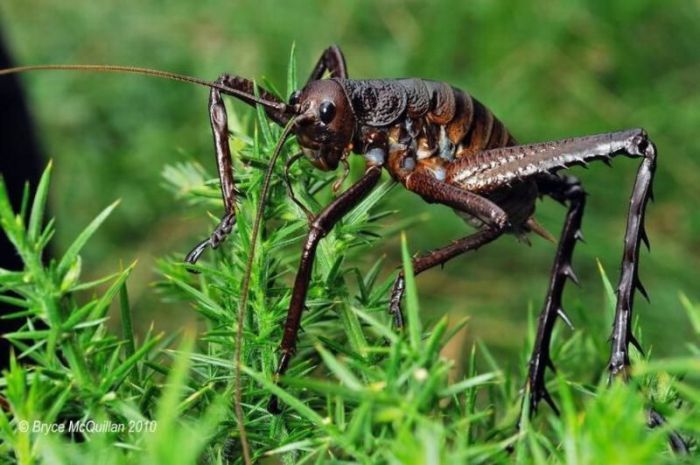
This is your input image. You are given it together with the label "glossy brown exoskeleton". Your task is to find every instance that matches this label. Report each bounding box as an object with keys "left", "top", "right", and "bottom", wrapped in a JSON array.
[
  {"left": 191, "top": 47, "right": 654, "bottom": 416},
  {"left": 0, "top": 46, "right": 685, "bottom": 454}
]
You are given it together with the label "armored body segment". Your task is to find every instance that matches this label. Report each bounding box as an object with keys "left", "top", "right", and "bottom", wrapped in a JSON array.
[
  {"left": 352, "top": 78, "right": 538, "bottom": 233},
  {"left": 336, "top": 79, "right": 408, "bottom": 126},
  {"left": 444, "top": 90, "right": 538, "bottom": 232}
]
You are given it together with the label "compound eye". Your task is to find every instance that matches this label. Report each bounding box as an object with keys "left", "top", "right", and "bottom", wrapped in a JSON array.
[
  {"left": 319, "top": 100, "right": 336, "bottom": 124},
  {"left": 288, "top": 90, "right": 301, "bottom": 106}
]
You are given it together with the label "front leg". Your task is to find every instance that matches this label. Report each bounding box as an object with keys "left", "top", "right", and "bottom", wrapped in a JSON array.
[
  {"left": 185, "top": 74, "right": 289, "bottom": 264},
  {"left": 389, "top": 170, "right": 509, "bottom": 326},
  {"left": 185, "top": 81, "right": 238, "bottom": 264},
  {"left": 268, "top": 163, "right": 382, "bottom": 413}
]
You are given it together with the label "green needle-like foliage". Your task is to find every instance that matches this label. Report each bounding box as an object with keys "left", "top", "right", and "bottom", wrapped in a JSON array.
[{"left": 0, "top": 51, "right": 698, "bottom": 464}]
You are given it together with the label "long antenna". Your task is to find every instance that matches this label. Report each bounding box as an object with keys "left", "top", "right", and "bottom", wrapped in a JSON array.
[
  {"left": 1, "top": 61, "right": 299, "bottom": 462},
  {"left": 0, "top": 64, "right": 288, "bottom": 112}
]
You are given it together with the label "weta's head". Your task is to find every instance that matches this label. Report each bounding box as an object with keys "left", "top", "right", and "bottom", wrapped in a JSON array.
[{"left": 288, "top": 80, "right": 355, "bottom": 171}]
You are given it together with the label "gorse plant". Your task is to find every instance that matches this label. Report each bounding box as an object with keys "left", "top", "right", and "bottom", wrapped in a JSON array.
[{"left": 0, "top": 49, "right": 698, "bottom": 464}]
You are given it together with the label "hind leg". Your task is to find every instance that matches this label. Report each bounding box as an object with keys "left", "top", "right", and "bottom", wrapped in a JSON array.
[
  {"left": 608, "top": 136, "right": 655, "bottom": 377},
  {"left": 523, "top": 174, "right": 585, "bottom": 417},
  {"left": 605, "top": 136, "right": 688, "bottom": 452}
]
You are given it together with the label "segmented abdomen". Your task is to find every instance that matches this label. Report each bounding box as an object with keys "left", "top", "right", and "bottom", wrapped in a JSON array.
[
  {"left": 445, "top": 88, "right": 517, "bottom": 155},
  {"left": 432, "top": 86, "right": 537, "bottom": 230}
]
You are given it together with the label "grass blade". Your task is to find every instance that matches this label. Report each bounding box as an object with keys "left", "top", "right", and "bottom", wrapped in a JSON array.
[
  {"left": 401, "top": 233, "right": 422, "bottom": 350},
  {"left": 57, "top": 200, "right": 120, "bottom": 277},
  {"left": 27, "top": 161, "right": 52, "bottom": 243}
]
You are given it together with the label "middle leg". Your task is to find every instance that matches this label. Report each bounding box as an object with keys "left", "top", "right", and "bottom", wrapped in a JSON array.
[
  {"left": 268, "top": 164, "right": 383, "bottom": 413},
  {"left": 389, "top": 227, "right": 504, "bottom": 327},
  {"left": 389, "top": 170, "right": 509, "bottom": 326}
]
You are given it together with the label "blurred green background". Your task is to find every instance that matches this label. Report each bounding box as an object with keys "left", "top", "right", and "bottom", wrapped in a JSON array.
[{"left": 1, "top": 0, "right": 699, "bottom": 364}]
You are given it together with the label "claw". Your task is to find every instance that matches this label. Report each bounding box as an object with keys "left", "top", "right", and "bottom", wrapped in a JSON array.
[
  {"left": 184, "top": 213, "right": 236, "bottom": 267},
  {"left": 574, "top": 230, "right": 585, "bottom": 243},
  {"left": 184, "top": 238, "right": 211, "bottom": 267}
]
